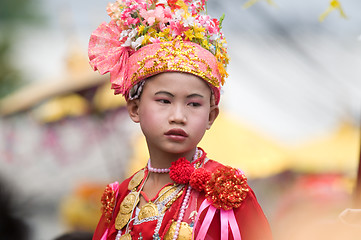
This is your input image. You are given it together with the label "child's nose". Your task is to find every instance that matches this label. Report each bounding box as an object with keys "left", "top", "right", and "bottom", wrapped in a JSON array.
[{"left": 169, "top": 105, "right": 186, "bottom": 124}]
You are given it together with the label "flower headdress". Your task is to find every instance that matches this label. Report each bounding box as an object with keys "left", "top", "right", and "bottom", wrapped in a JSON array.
[{"left": 89, "top": 0, "right": 229, "bottom": 104}]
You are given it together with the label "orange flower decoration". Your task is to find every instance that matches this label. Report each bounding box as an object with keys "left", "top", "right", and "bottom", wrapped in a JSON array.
[
  {"left": 205, "top": 166, "right": 249, "bottom": 210},
  {"left": 101, "top": 182, "right": 119, "bottom": 222}
]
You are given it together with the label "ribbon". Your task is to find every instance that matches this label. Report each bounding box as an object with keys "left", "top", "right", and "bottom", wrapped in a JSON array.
[{"left": 193, "top": 199, "right": 241, "bottom": 240}]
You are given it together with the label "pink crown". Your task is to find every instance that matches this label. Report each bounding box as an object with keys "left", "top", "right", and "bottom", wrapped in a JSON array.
[{"left": 88, "top": 0, "right": 229, "bottom": 105}]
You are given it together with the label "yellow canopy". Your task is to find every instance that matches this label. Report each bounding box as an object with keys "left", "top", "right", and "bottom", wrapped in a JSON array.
[{"left": 287, "top": 121, "right": 360, "bottom": 174}]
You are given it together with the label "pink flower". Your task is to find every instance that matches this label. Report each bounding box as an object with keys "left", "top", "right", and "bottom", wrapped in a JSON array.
[
  {"left": 150, "top": 37, "right": 161, "bottom": 43},
  {"left": 140, "top": 6, "right": 166, "bottom": 26},
  {"left": 169, "top": 20, "right": 187, "bottom": 36}
]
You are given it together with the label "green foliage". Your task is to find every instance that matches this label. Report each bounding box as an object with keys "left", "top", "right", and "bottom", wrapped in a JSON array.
[{"left": 0, "top": 0, "right": 43, "bottom": 99}]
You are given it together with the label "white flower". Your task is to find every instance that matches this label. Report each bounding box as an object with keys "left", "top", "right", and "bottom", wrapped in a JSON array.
[
  {"left": 120, "top": 30, "right": 130, "bottom": 39},
  {"left": 132, "top": 36, "right": 144, "bottom": 50},
  {"left": 173, "top": 9, "right": 185, "bottom": 21},
  {"left": 209, "top": 33, "right": 219, "bottom": 41},
  {"left": 122, "top": 37, "right": 132, "bottom": 47},
  {"left": 156, "top": 0, "right": 167, "bottom": 5},
  {"left": 128, "top": 29, "right": 137, "bottom": 39},
  {"left": 183, "top": 16, "right": 195, "bottom": 27}
]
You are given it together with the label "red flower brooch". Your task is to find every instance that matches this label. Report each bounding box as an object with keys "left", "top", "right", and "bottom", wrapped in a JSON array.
[
  {"left": 202, "top": 166, "right": 249, "bottom": 210},
  {"left": 101, "top": 182, "right": 119, "bottom": 222},
  {"left": 169, "top": 157, "right": 249, "bottom": 211}
]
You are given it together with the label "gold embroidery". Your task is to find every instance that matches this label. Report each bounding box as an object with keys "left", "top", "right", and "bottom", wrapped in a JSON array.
[{"left": 131, "top": 38, "right": 219, "bottom": 88}]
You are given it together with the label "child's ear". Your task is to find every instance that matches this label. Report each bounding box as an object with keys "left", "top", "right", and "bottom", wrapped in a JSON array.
[
  {"left": 207, "top": 105, "right": 219, "bottom": 130},
  {"left": 127, "top": 99, "right": 140, "bottom": 123}
]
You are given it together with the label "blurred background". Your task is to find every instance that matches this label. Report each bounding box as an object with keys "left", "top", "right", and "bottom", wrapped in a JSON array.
[{"left": 0, "top": 0, "right": 360, "bottom": 239}]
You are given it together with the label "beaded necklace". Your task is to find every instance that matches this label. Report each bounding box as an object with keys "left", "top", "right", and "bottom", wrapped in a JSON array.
[{"left": 116, "top": 149, "right": 202, "bottom": 240}]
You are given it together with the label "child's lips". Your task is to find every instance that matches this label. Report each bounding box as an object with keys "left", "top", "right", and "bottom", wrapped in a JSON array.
[{"left": 164, "top": 129, "right": 188, "bottom": 140}]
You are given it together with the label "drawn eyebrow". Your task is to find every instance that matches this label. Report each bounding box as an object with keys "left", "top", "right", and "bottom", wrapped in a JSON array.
[
  {"left": 154, "top": 91, "right": 204, "bottom": 99},
  {"left": 187, "top": 93, "right": 204, "bottom": 99},
  {"left": 155, "top": 91, "right": 174, "bottom": 97}
]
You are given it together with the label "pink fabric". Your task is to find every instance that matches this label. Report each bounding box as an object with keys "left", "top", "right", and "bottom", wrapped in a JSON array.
[
  {"left": 88, "top": 21, "right": 133, "bottom": 95},
  {"left": 126, "top": 40, "right": 221, "bottom": 104}
]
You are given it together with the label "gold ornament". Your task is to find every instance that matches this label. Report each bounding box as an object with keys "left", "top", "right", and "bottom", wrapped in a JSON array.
[
  {"left": 164, "top": 221, "right": 193, "bottom": 240},
  {"left": 115, "top": 211, "right": 132, "bottom": 230},
  {"left": 119, "top": 192, "right": 139, "bottom": 214},
  {"left": 138, "top": 202, "right": 158, "bottom": 220},
  {"left": 128, "top": 169, "right": 145, "bottom": 190}
]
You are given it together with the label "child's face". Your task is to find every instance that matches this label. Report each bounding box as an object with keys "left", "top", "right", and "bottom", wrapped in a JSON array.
[{"left": 127, "top": 72, "right": 219, "bottom": 157}]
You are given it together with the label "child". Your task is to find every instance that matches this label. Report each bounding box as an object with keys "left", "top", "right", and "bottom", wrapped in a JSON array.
[{"left": 88, "top": 0, "right": 272, "bottom": 239}]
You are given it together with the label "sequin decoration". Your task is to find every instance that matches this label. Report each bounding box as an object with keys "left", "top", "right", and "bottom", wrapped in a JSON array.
[{"left": 128, "top": 37, "right": 221, "bottom": 95}]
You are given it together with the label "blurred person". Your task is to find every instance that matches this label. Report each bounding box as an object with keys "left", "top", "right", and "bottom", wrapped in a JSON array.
[
  {"left": 87, "top": 0, "right": 272, "bottom": 239},
  {"left": 54, "top": 231, "right": 93, "bottom": 240},
  {"left": 0, "top": 177, "right": 30, "bottom": 240}
]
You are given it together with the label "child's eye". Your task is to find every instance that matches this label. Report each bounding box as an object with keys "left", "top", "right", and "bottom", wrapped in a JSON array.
[
  {"left": 156, "top": 99, "right": 171, "bottom": 104},
  {"left": 188, "top": 102, "right": 201, "bottom": 107}
]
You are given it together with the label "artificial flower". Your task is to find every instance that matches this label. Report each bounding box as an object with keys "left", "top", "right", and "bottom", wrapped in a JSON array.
[
  {"left": 205, "top": 166, "right": 249, "bottom": 210},
  {"left": 101, "top": 182, "right": 119, "bottom": 222},
  {"left": 189, "top": 167, "right": 211, "bottom": 192},
  {"left": 169, "top": 157, "right": 195, "bottom": 184},
  {"left": 91, "top": 0, "right": 229, "bottom": 90}
]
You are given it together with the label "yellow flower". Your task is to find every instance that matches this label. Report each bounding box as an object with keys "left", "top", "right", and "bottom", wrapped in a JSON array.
[
  {"left": 193, "top": 26, "right": 205, "bottom": 39},
  {"left": 148, "top": 28, "right": 157, "bottom": 38},
  {"left": 202, "top": 39, "right": 209, "bottom": 49},
  {"left": 217, "top": 62, "right": 228, "bottom": 85},
  {"left": 138, "top": 25, "right": 145, "bottom": 35},
  {"left": 184, "top": 29, "right": 194, "bottom": 41},
  {"left": 142, "top": 34, "right": 151, "bottom": 45},
  {"left": 319, "top": 0, "right": 347, "bottom": 22},
  {"left": 158, "top": 28, "right": 170, "bottom": 39},
  {"left": 177, "top": 0, "right": 190, "bottom": 17}
]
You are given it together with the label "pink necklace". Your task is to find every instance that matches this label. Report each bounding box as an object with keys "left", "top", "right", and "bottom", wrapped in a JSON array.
[
  {"left": 147, "top": 159, "right": 170, "bottom": 173},
  {"left": 147, "top": 149, "right": 201, "bottom": 174}
]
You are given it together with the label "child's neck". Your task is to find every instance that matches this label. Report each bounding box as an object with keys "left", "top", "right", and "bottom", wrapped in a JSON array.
[{"left": 147, "top": 148, "right": 197, "bottom": 169}]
